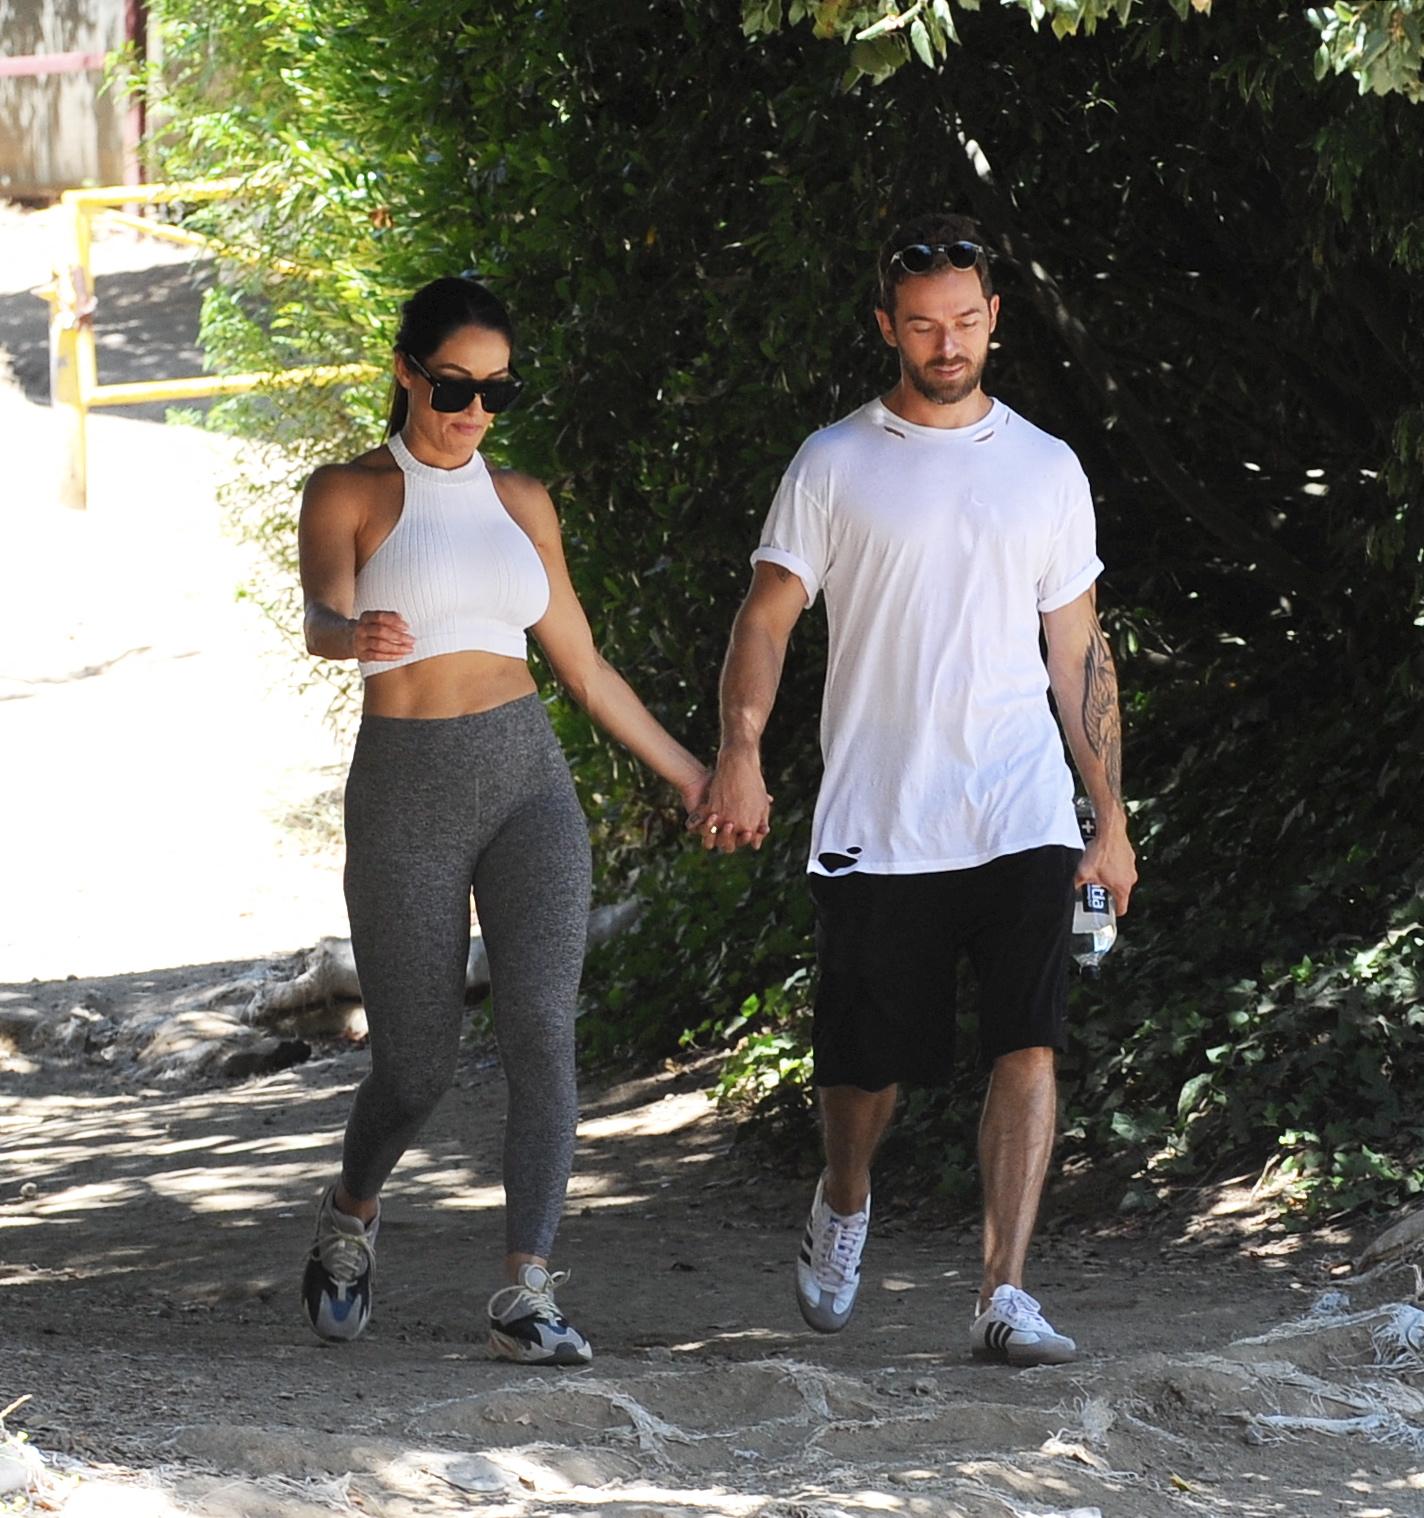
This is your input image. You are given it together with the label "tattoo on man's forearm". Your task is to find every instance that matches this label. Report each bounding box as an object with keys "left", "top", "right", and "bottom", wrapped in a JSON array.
[{"left": 1082, "top": 626, "right": 1123, "bottom": 801}]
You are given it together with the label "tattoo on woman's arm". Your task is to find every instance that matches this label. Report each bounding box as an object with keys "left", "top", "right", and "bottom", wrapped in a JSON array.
[{"left": 1082, "top": 625, "right": 1123, "bottom": 802}]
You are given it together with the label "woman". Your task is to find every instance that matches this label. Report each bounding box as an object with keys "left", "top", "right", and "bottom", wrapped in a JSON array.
[{"left": 297, "top": 275, "right": 712, "bottom": 1366}]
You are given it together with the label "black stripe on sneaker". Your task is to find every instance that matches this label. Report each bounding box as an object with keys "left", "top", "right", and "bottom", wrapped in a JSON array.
[{"left": 987, "top": 1321, "right": 1015, "bottom": 1351}]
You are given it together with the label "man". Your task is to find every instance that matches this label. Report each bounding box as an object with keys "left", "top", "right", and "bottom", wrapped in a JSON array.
[{"left": 698, "top": 215, "right": 1137, "bottom": 1365}]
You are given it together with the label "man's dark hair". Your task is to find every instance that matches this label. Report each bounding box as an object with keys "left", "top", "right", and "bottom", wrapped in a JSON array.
[{"left": 877, "top": 214, "right": 994, "bottom": 314}]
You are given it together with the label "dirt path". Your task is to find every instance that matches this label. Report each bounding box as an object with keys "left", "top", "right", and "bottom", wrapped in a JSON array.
[
  {"left": 5, "top": 1015, "right": 1424, "bottom": 1518},
  {"left": 3, "top": 203, "right": 1424, "bottom": 1517},
  {"left": 0, "top": 202, "right": 349, "bottom": 983}
]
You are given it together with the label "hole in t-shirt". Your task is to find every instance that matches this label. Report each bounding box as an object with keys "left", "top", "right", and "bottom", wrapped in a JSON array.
[
  {"left": 972, "top": 428, "right": 996, "bottom": 442},
  {"left": 881, "top": 425, "right": 907, "bottom": 439},
  {"left": 817, "top": 849, "right": 862, "bottom": 873}
]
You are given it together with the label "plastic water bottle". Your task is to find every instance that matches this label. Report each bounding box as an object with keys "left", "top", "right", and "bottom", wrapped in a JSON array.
[{"left": 1071, "top": 797, "right": 1117, "bottom": 976}]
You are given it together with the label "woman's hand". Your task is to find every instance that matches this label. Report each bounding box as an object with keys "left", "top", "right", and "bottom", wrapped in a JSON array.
[
  {"left": 352, "top": 609, "right": 414, "bottom": 663},
  {"left": 680, "top": 767, "right": 714, "bottom": 827}
]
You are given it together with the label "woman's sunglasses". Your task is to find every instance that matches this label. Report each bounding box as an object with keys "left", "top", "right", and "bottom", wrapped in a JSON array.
[
  {"left": 891, "top": 241, "right": 985, "bottom": 274},
  {"left": 403, "top": 353, "right": 525, "bottom": 414}
]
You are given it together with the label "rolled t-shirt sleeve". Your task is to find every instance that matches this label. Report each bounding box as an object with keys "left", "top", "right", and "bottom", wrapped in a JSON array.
[
  {"left": 751, "top": 455, "right": 832, "bottom": 608},
  {"left": 1037, "top": 459, "right": 1103, "bottom": 613}
]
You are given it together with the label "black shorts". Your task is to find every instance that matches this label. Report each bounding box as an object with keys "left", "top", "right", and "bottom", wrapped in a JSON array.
[{"left": 809, "top": 845, "right": 1078, "bottom": 1090}]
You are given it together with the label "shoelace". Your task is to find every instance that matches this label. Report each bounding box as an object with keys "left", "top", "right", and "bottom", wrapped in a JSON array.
[
  {"left": 995, "top": 1285, "right": 1051, "bottom": 1332},
  {"left": 314, "top": 1218, "right": 376, "bottom": 1286},
  {"left": 814, "top": 1212, "right": 868, "bottom": 1289},
  {"left": 489, "top": 1269, "right": 570, "bottom": 1324}
]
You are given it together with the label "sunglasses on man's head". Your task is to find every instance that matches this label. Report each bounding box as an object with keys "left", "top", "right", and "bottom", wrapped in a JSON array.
[
  {"left": 891, "top": 241, "right": 985, "bottom": 274},
  {"left": 404, "top": 353, "right": 525, "bottom": 414}
]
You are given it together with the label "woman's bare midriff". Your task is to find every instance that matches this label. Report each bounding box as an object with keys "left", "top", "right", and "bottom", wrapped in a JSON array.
[{"left": 362, "top": 650, "right": 539, "bottom": 719}]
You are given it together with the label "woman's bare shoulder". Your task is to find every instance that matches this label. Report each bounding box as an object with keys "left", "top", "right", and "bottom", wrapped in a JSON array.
[
  {"left": 490, "top": 466, "right": 555, "bottom": 517},
  {"left": 489, "top": 466, "right": 549, "bottom": 497},
  {"left": 304, "top": 446, "right": 398, "bottom": 511}
]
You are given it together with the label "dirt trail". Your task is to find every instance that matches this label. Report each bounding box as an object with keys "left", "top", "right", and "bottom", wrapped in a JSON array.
[
  {"left": 5, "top": 1023, "right": 1424, "bottom": 1518},
  {"left": 3, "top": 204, "right": 1424, "bottom": 1518},
  {"left": 0, "top": 202, "right": 348, "bottom": 984}
]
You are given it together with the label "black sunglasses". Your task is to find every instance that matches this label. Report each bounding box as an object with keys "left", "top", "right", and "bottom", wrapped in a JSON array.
[
  {"left": 891, "top": 241, "right": 985, "bottom": 274},
  {"left": 403, "top": 353, "right": 525, "bottom": 414}
]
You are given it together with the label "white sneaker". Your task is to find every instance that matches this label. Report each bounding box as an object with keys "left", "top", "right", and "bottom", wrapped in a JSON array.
[
  {"left": 301, "top": 1186, "right": 378, "bottom": 1342},
  {"left": 970, "top": 1283, "right": 1076, "bottom": 1365},
  {"left": 795, "top": 1173, "right": 870, "bottom": 1334},
  {"left": 488, "top": 1264, "right": 592, "bottom": 1366}
]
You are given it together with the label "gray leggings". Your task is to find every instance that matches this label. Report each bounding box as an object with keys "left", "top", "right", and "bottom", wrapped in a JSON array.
[{"left": 340, "top": 694, "right": 591, "bottom": 1258}]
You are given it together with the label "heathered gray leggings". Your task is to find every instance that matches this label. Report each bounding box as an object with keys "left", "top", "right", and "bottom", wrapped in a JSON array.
[{"left": 340, "top": 694, "right": 591, "bottom": 1258}]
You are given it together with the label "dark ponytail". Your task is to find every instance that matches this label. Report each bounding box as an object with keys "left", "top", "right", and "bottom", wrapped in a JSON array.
[{"left": 386, "top": 276, "right": 516, "bottom": 437}]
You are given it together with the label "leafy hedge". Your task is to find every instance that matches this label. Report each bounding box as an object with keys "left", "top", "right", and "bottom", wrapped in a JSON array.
[{"left": 144, "top": 0, "right": 1424, "bottom": 1219}]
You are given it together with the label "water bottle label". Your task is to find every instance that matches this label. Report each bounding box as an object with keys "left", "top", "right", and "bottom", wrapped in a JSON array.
[{"left": 1083, "top": 883, "right": 1110, "bottom": 913}]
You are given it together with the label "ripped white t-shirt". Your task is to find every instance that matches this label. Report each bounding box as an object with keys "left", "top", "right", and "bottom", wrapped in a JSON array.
[{"left": 752, "top": 396, "right": 1101, "bottom": 877}]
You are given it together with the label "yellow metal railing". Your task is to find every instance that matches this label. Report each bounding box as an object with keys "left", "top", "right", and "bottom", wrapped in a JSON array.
[{"left": 34, "top": 180, "right": 379, "bottom": 509}]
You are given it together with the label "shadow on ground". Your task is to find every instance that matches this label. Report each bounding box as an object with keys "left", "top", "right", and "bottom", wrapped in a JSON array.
[
  {"left": 1, "top": 962, "right": 1414, "bottom": 1518},
  {"left": 0, "top": 260, "right": 215, "bottom": 422}
]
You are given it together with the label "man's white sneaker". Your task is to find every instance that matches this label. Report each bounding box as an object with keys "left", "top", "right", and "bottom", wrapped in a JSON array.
[
  {"left": 795, "top": 1173, "right": 870, "bottom": 1334},
  {"left": 970, "top": 1283, "right": 1076, "bottom": 1365},
  {"left": 488, "top": 1264, "right": 592, "bottom": 1366}
]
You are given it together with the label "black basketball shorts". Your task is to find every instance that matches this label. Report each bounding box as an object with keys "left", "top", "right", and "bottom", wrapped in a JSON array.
[{"left": 808, "top": 845, "right": 1079, "bottom": 1091}]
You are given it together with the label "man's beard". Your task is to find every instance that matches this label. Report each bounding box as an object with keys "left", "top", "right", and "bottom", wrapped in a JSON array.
[{"left": 903, "top": 350, "right": 986, "bottom": 406}]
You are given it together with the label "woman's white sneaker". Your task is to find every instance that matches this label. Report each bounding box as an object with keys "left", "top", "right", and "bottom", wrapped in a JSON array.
[
  {"left": 301, "top": 1186, "right": 378, "bottom": 1342},
  {"left": 488, "top": 1264, "right": 592, "bottom": 1366},
  {"left": 970, "top": 1283, "right": 1076, "bottom": 1365},
  {"left": 795, "top": 1173, "right": 870, "bottom": 1334}
]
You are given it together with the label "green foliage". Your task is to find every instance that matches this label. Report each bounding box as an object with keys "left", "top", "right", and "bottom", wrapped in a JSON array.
[
  {"left": 684, "top": 975, "right": 816, "bottom": 1106},
  {"left": 147, "top": 0, "right": 1424, "bottom": 1222},
  {"left": 1068, "top": 665, "right": 1424, "bottom": 1223},
  {"left": 1310, "top": 1, "right": 1424, "bottom": 100},
  {"left": 746, "top": 0, "right": 1424, "bottom": 98}
]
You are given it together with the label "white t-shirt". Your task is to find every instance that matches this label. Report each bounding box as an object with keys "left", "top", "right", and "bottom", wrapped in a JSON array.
[{"left": 752, "top": 395, "right": 1101, "bottom": 877}]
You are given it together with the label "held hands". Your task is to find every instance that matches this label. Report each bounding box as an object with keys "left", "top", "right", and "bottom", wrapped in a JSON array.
[
  {"left": 1075, "top": 810, "right": 1138, "bottom": 916},
  {"left": 687, "top": 749, "right": 774, "bottom": 854},
  {"left": 352, "top": 609, "right": 414, "bottom": 662},
  {"left": 679, "top": 768, "right": 714, "bottom": 825}
]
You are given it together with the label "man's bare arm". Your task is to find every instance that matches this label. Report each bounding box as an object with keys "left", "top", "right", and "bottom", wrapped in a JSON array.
[
  {"left": 1078, "top": 613, "right": 1123, "bottom": 808},
  {"left": 701, "top": 562, "right": 808, "bottom": 852},
  {"left": 1042, "top": 588, "right": 1138, "bottom": 913}
]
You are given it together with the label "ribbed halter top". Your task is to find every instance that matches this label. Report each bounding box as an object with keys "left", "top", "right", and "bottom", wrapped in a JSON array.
[{"left": 352, "top": 431, "right": 550, "bottom": 679}]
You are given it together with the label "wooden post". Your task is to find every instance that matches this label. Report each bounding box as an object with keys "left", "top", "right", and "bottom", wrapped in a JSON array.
[
  {"left": 34, "top": 180, "right": 378, "bottom": 511},
  {"left": 123, "top": 0, "right": 148, "bottom": 190}
]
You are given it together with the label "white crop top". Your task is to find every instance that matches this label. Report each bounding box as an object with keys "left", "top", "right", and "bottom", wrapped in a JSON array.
[{"left": 353, "top": 431, "right": 550, "bottom": 678}]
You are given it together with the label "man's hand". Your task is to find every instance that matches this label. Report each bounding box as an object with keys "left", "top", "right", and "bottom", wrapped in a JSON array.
[
  {"left": 691, "top": 748, "right": 773, "bottom": 853},
  {"left": 1075, "top": 810, "right": 1137, "bottom": 915},
  {"left": 696, "top": 560, "right": 805, "bottom": 854}
]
